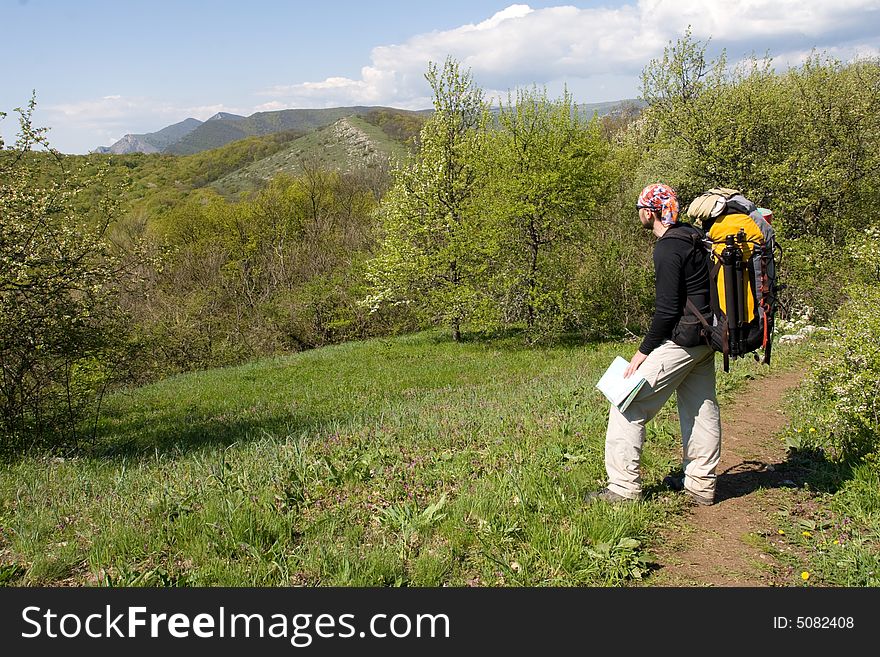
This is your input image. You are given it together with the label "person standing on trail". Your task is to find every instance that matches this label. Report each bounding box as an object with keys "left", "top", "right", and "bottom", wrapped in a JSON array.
[{"left": 586, "top": 183, "right": 721, "bottom": 506}]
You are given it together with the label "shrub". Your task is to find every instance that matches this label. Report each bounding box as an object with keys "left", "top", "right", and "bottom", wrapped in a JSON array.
[
  {"left": 785, "top": 230, "right": 880, "bottom": 462},
  {"left": 1, "top": 98, "right": 128, "bottom": 450}
]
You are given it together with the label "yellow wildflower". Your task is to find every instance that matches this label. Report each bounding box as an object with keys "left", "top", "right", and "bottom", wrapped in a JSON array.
[
  {"left": 802, "top": 531, "right": 812, "bottom": 538},
  {"left": 801, "top": 571, "right": 810, "bottom": 581},
  {"left": 777, "top": 529, "right": 785, "bottom": 535}
]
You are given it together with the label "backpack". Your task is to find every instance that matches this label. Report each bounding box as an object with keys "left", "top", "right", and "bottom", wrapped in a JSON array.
[{"left": 678, "top": 189, "right": 781, "bottom": 372}]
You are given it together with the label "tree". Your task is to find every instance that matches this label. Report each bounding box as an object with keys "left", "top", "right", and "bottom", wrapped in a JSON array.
[
  {"left": 0, "top": 97, "right": 126, "bottom": 449},
  {"left": 487, "top": 86, "right": 611, "bottom": 334},
  {"left": 365, "top": 57, "right": 490, "bottom": 341},
  {"left": 641, "top": 31, "right": 880, "bottom": 238},
  {"left": 638, "top": 27, "right": 730, "bottom": 200}
]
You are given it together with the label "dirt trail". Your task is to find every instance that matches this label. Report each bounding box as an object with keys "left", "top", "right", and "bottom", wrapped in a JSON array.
[{"left": 649, "top": 368, "right": 807, "bottom": 586}]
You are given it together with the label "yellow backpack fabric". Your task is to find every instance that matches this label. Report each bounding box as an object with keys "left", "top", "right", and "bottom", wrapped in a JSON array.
[{"left": 706, "top": 213, "right": 764, "bottom": 321}]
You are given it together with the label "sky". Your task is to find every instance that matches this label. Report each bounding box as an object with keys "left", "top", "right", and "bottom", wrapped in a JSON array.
[{"left": 2, "top": 0, "right": 879, "bottom": 154}]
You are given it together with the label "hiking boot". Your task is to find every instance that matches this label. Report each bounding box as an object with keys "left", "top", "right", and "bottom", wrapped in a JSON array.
[
  {"left": 584, "top": 487, "right": 639, "bottom": 504},
  {"left": 663, "top": 475, "right": 714, "bottom": 506},
  {"left": 682, "top": 490, "right": 714, "bottom": 506},
  {"left": 663, "top": 474, "right": 685, "bottom": 492}
]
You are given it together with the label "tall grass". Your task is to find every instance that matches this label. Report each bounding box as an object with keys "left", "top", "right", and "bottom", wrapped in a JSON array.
[{"left": 0, "top": 331, "right": 801, "bottom": 586}]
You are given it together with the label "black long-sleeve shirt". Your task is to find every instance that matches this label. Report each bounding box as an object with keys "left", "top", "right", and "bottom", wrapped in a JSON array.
[{"left": 639, "top": 223, "right": 711, "bottom": 355}]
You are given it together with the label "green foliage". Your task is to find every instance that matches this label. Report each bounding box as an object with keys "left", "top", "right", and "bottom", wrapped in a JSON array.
[
  {"left": 368, "top": 63, "right": 637, "bottom": 343},
  {"left": 568, "top": 217, "right": 655, "bottom": 339},
  {"left": 380, "top": 493, "right": 448, "bottom": 558},
  {"left": 0, "top": 97, "right": 130, "bottom": 450},
  {"left": 484, "top": 87, "right": 615, "bottom": 339},
  {"left": 128, "top": 163, "right": 392, "bottom": 373},
  {"left": 849, "top": 227, "right": 880, "bottom": 285},
  {"left": 0, "top": 562, "right": 26, "bottom": 586},
  {"left": 366, "top": 57, "right": 492, "bottom": 341},
  {"left": 768, "top": 420, "right": 879, "bottom": 587},
  {"left": 360, "top": 108, "right": 428, "bottom": 149},
  {"left": 784, "top": 288, "right": 880, "bottom": 462},
  {"left": 781, "top": 228, "right": 880, "bottom": 463},
  {"left": 776, "top": 235, "right": 850, "bottom": 320}
]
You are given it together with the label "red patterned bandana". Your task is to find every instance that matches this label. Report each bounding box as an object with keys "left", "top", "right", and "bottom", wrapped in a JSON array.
[{"left": 638, "top": 183, "right": 679, "bottom": 226}]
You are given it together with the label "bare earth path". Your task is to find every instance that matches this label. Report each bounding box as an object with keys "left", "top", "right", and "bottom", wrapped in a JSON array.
[{"left": 648, "top": 367, "right": 807, "bottom": 586}]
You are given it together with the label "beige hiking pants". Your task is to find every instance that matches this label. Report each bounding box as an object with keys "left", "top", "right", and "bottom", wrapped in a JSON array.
[{"left": 605, "top": 340, "right": 721, "bottom": 500}]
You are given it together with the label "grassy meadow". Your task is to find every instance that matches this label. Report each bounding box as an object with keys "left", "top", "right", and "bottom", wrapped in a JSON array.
[{"left": 0, "top": 331, "right": 803, "bottom": 587}]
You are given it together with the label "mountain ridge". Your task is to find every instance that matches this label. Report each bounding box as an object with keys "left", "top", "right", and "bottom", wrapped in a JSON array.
[
  {"left": 92, "top": 100, "right": 642, "bottom": 156},
  {"left": 92, "top": 117, "right": 203, "bottom": 154}
]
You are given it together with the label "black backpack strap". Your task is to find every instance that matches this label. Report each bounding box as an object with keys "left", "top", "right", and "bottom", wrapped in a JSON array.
[
  {"left": 708, "top": 259, "right": 721, "bottom": 313},
  {"left": 685, "top": 298, "right": 718, "bottom": 355},
  {"left": 685, "top": 298, "right": 711, "bottom": 331},
  {"left": 661, "top": 224, "right": 704, "bottom": 246}
]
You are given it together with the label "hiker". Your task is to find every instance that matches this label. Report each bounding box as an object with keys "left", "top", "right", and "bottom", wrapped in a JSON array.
[{"left": 586, "top": 183, "right": 721, "bottom": 506}]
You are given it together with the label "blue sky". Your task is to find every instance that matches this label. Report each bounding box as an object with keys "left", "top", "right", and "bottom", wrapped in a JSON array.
[{"left": 2, "top": 0, "right": 879, "bottom": 153}]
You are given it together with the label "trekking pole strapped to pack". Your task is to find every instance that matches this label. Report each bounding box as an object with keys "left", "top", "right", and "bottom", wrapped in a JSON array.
[
  {"left": 685, "top": 188, "right": 782, "bottom": 372},
  {"left": 720, "top": 234, "right": 741, "bottom": 370}
]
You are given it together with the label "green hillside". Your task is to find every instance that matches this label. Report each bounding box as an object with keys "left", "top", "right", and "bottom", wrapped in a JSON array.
[
  {"left": 210, "top": 115, "right": 412, "bottom": 196},
  {"left": 74, "top": 130, "right": 306, "bottom": 215},
  {"left": 165, "top": 106, "right": 424, "bottom": 155},
  {"left": 164, "top": 120, "right": 251, "bottom": 155},
  {"left": 576, "top": 98, "right": 647, "bottom": 117},
  {"left": 69, "top": 110, "right": 421, "bottom": 215}
]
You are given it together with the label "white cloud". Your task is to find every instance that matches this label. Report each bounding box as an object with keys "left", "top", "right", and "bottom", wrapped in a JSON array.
[
  {"left": 253, "top": 100, "right": 288, "bottom": 112},
  {"left": 43, "top": 96, "right": 251, "bottom": 151},
  {"left": 644, "top": 0, "right": 880, "bottom": 40},
  {"left": 262, "top": 0, "right": 880, "bottom": 110}
]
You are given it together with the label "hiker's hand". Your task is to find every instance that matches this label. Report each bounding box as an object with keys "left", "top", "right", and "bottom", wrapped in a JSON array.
[{"left": 625, "top": 351, "right": 647, "bottom": 378}]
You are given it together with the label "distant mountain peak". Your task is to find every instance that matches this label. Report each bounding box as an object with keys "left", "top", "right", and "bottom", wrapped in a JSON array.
[
  {"left": 207, "top": 112, "right": 245, "bottom": 122},
  {"left": 90, "top": 133, "right": 158, "bottom": 155},
  {"left": 92, "top": 117, "right": 203, "bottom": 155}
]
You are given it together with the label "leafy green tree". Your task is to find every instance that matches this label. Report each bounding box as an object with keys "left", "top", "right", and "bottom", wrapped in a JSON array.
[
  {"left": 365, "top": 58, "right": 491, "bottom": 341},
  {"left": 486, "top": 86, "right": 612, "bottom": 335},
  {"left": 772, "top": 56, "right": 880, "bottom": 244},
  {"left": 639, "top": 28, "right": 732, "bottom": 200},
  {"left": 1, "top": 98, "right": 126, "bottom": 449}
]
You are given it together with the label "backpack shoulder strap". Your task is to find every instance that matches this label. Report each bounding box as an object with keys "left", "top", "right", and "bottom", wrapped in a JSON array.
[{"left": 661, "top": 224, "right": 706, "bottom": 249}]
